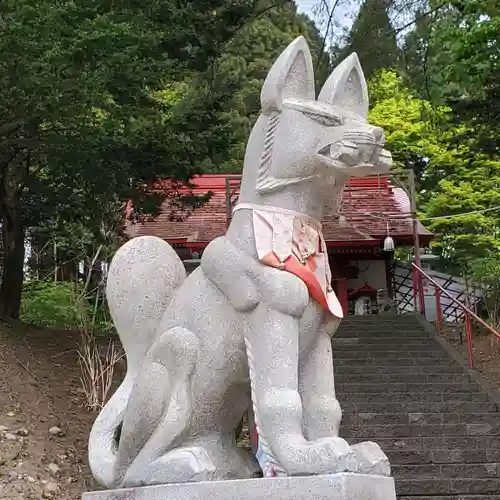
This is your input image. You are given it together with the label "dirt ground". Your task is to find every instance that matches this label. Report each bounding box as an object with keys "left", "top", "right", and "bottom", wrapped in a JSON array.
[
  {"left": 1, "top": 318, "right": 498, "bottom": 499},
  {"left": 0, "top": 320, "right": 112, "bottom": 499},
  {"left": 441, "top": 322, "right": 500, "bottom": 389},
  {"left": 0, "top": 320, "right": 252, "bottom": 500}
]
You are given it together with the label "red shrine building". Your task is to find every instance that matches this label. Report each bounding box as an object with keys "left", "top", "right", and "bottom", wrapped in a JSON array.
[{"left": 126, "top": 174, "right": 432, "bottom": 315}]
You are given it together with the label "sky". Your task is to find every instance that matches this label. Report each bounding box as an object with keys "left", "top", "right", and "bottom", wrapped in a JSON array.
[
  {"left": 295, "top": 0, "right": 356, "bottom": 40},
  {"left": 296, "top": 0, "right": 317, "bottom": 15},
  {"left": 295, "top": 0, "right": 414, "bottom": 45}
]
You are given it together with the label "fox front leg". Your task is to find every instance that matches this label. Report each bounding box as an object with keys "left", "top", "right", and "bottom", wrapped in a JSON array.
[
  {"left": 299, "top": 319, "right": 343, "bottom": 441},
  {"left": 299, "top": 317, "right": 391, "bottom": 477},
  {"left": 246, "top": 274, "right": 357, "bottom": 476}
]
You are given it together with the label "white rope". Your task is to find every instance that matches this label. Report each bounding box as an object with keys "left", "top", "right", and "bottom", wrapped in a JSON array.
[
  {"left": 243, "top": 334, "right": 286, "bottom": 477},
  {"left": 421, "top": 205, "right": 500, "bottom": 221},
  {"left": 336, "top": 204, "right": 500, "bottom": 222},
  {"left": 234, "top": 198, "right": 500, "bottom": 223}
]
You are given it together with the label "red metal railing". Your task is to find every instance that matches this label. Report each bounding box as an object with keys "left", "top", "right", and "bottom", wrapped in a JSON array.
[{"left": 412, "top": 262, "right": 500, "bottom": 370}]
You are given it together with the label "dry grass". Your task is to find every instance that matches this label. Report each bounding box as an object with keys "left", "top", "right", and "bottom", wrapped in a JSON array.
[{"left": 78, "top": 335, "right": 124, "bottom": 410}]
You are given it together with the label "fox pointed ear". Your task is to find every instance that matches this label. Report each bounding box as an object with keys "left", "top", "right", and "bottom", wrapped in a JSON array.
[
  {"left": 318, "top": 53, "right": 369, "bottom": 118},
  {"left": 261, "top": 36, "right": 315, "bottom": 113}
]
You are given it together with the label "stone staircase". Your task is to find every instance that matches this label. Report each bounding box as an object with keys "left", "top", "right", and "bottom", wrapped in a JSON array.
[{"left": 334, "top": 314, "right": 500, "bottom": 500}]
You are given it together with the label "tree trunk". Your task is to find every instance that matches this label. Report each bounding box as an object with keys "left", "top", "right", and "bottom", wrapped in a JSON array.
[
  {"left": 0, "top": 127, "right": 35, "bottom": 319},
  {"left": 0, "top": 206, "right": 25, "bottom": 319}
]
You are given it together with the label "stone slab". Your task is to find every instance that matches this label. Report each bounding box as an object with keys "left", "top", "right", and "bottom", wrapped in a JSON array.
[{"left": 82, "top": 473, "right": 396, "bottom": 500}]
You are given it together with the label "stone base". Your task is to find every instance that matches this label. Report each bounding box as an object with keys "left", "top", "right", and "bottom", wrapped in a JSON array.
[{"left": 83, "top": 473, "right": 396, "bottom": 500}]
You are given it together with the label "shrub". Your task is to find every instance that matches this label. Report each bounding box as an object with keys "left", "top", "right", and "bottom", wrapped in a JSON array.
[
  {"left": 470, "top": 256, "right": 500, "bottom": 332},
  {"left": 21, "top": 280, "right": 93, "bottom": 330}
]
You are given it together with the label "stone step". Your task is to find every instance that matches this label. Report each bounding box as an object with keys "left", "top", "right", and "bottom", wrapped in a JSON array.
[
  {"left": 334, "top": 316, "right": 499, "bottom": 498},
  {"left": 332, "top": 342, "right": 447, "bottom": 356},
  {"left": 338, "top": 318, "right": 427, "bottom": 325},
  {"left": 339, "top": 392, "right": 489, "bottom": 403},
  {"left": 334, "top": 344, "right": 438, "bottom": 351},
  {"left": 342, "top": 412, "right": 500, "bottom": 426},
  {"left": 348, "top": 436, "right": 498, "bottom": 451},
  {"left": 340, "top": 315, "right": 418, "bottom": 322},
  {"left": 342, "top": 401, "right": 499, "bottom": 414},
  {"left": 336, "top": 373, "right": 472, "bottom": 384},
  {"left": 339, "top": 325, "right": 422, "bottom": 330},
  {"left": 333, "top": 336, "right": 437, "bottom": 345},
  {"left": 334, "top": 365, "right": 465, "bottom": 375},
  {"left": 340, "top": 317, "right": 420, "bottom": 323},
  {"left": 336, "top": 330, "right": 428, "bottom": 338},
  {"left": 336, "top": 382, "right": 479, "bottom": 394},
  {"left": 334, "top": 325, "right": 430, "bottom": 339},
  {"left": 338, "top": 328, "right": 424, "bottom": 333},
  {"left": 337, "top": 327, "right": 428, "bottom": 333},
  {"left": 333, "top": 317, "right": 500, "bottom": 499},
  {"left": 339, "top": 324, "right": 422, "bottom": 329},
  {"left": 387, "top": 448, "right": 500, "bottom": 465},
  {"left": 333, "top": 343, "right": 443, "bottom": 351},
  {"left": 398, "top": 496, "right": 499, "bottom": 500},
  {"left": 334, "top": 350, "right": 450, "bottom": 359},
  {"left": 340, "top": 421, "right": 500, "bottom": 438},
  {"left": 337, "top": 326, "right": 427, "bottom": 332},
  {"left": 393, "top": 463, "right": 500, "bottom": 479},
  {"left": 335, "top": 357, "right": 458, "bottom": 366},
  {"left": 396, "top": 478, "right": 500, "bottom": 496}
]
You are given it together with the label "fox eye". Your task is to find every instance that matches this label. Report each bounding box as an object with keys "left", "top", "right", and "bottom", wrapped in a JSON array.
[{"left": 302, "top": 112, "right": 343, "bottom": 127}]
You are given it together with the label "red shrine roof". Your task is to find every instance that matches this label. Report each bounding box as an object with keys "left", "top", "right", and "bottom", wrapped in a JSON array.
[{"left": 125, "top": 174, "right": 432, "bottom": 248}]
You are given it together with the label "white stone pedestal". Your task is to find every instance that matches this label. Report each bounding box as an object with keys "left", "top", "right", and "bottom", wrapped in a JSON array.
[{"left": 82, "top": 473, "right": 397, "bottom": 500}]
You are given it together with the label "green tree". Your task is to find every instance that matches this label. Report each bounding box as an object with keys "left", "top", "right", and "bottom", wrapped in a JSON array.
[
  {"left": 368, "top": 70, "right": 455, "bottom": 185},
  {"left": 401, "top": 8, "right": 437, "bottom": 100},
  {"left": 335, "top": 0, "right": 401, "bottom": 78},
  {"left": 0, "top": 0, "right": 285, "bottom": 319},
  {"left": 211, "top": 3, "right": 331, "bottom": 172},
  {"left": 440, "top": 0, "right": 500, "bottom": 155},
  {"left": 402, "top": 0, "right": 499, "bottom": 151},
  {"left": 399, "top": 0, "right": 500, "bottom": 275},
  {"left": 368, "top": 70, "right": 500, "bottom": 272},
  {"left": 422, "top": 156, "right": 500, "bottom": 274},
  {"left": 470, "top": 255, "right": 500, "bottom": 330}
]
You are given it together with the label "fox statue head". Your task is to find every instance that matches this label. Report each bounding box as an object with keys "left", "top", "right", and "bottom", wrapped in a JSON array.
[{"left": 238, "top": 36, "right": 392, "bottom": 219}]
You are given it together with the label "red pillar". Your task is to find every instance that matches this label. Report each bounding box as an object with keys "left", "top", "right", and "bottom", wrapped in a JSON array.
[{"left": 337, "top": 279, "right": 348, "bottom": 316}]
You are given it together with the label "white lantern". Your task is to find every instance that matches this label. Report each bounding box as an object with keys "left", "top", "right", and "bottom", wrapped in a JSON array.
[
  {"left": 383, "top": 235, "right": 395, "bottom": 252},
  {"left": 383, "top": 220, "right": 394, "bottom": 251}
]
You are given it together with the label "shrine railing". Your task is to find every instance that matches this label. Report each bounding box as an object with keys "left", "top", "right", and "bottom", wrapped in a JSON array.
[{"left": 412, "top": 262, "right": 500, "bottom": 370}]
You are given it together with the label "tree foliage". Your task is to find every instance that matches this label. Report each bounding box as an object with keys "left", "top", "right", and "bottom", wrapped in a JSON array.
[
  {"left": 211, "top": 3, "right": 331, "bottom": 172},
  {"left": 368, "top": 70, "right": 449, "bottom": 180},
  {"left": 332, "top": 0, "right": 401, "bottom": 77},
  {"left": 6, "top": 0, "right": 498, "bottom": 325},
  {"left": 397, "top": 0, "right": 500, "bottom": 277},
  {"left": 368, "top": 70, "right": 500, "bottom": 273},
  {"left": 0, "top": 0, "right": 289, "bottom": 318},
  {"left": 422, "top": 155, "right": 500, "bottom": 273},
  {"left": 21, "top": 280, "right": 94, "bottom": 330},
  {"left": 470, "top": 255, "right": 500, "bottom": 331},
  {"left": 402, "top": 0, "right": 499, "bottom": 150}
]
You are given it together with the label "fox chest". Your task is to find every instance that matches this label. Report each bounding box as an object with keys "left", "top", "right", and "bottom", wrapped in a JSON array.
[{"left": 234, "top": 205, "right": 343, "bottom": 319}]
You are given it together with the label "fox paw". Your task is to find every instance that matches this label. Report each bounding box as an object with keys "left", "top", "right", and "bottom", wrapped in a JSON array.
[{"left": 350, "top": 441, "right": 391, "bottom": 477}]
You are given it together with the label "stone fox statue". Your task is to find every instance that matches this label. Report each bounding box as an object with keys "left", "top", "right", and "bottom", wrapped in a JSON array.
[{"left": 89, "top": 37, "right": 393, "bottom": 488}]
